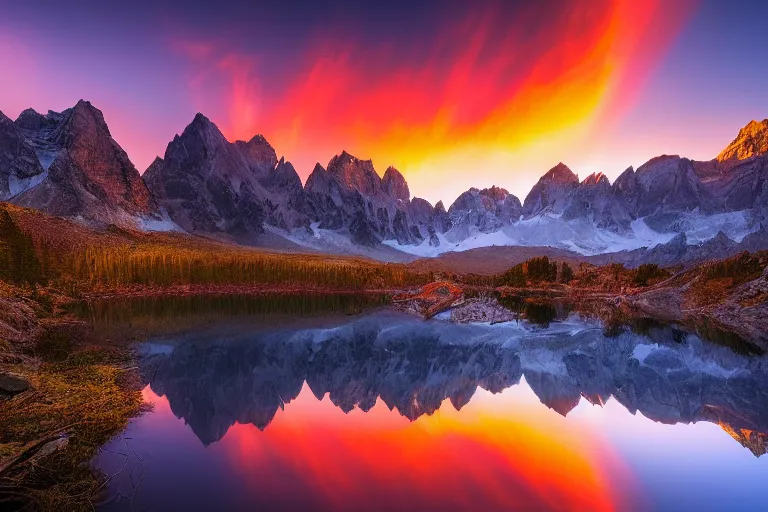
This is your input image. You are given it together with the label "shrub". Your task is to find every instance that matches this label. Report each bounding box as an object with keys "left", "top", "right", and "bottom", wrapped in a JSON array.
[
  {"left": 703, "top": 251, "right": 764, "bottom": 284},
  {"left": 526, "top": 256, "right": 558, "bottom": 282},
  {"left": 633, "top": 263, "right": 669, "bottom": 286},
  {"left": 498, "top": 264, "right": 526, "bottom": 287},
  {"left": 608, "top": 263, "right": 626, "bottom": 282}
]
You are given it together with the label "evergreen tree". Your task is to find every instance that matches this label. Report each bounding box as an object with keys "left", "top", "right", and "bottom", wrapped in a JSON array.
[
  {"left": 526, "top": 256, "right": 558, "bottom": 282},
  {"left": 498, "top": 264, "right": 526, "bottom": 287},
  {"left": 560, "top": 262, "right": 574, "bottom": 283}
]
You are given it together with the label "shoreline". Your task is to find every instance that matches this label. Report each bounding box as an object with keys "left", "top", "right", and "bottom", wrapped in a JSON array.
[{"left": 77, "top": 284, "right": 398, "bottom": 301}]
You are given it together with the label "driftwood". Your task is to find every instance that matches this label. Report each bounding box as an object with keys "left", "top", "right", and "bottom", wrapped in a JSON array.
[
  {"left": 0, "top": 433, "right": 70, "bottom": 477},
  {"left": 0, "top": 421, "right": 83, "bottom": 477}
]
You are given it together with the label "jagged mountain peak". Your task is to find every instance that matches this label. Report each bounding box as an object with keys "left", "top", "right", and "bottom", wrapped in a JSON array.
[
  {"left": 183, "top": 112, "right": 228, "bottom": 140},
  {"left": 613, "top": 166, "right": 635, "bottom": 191},
  {"left": 522, "top": 162, "right": 580, "bottom": 216},
  {"left": 73, "top": 98, "right": 98, "bottom": 113},
  {"left": 247, "top": 133, "right": 269, "bottom": 145},
  {"left": 263, "top": 157, "right": 303, "bottom": 194},
  {"left": 328, "top": 149, "right": 374, "bottom": 168},
  {"left": 169, "top": 113, "right": 232, "bottom": 157},
  {"left": 542, "top": 162, "right": 579, "bottom": 184},
  {"left": 66, "top": 99, "right": 111, "bottom": 136},
  {"left": 14, "top": 108, "right": 46, "bottom": 131},
  {"left": 145, "top": 156, "right": 164, "bottom": 174},
  {"left": 326, "top": 150, "right": 381, "bottom": 196},
  {"left": 581, "top": 172, "right": 609, "bottom": 186},
  {"left": 382, "top": 166, "right": 410, "bottom": 201},
  {"left": 637, "top": 155, "right": 681, "bottom": 172},
  {"left": 717, "top": 119, "right": 768, "bottom": 162},
  {"left": 274, "top": 157, "right": 299, "bottom": 175},
  {"left": 480, "top": 185, "right": 510, "bottom": 201},
  {"left": 235, "top": 133, "right": 278, "bottom": 176},
  {"left": 708, "top": 230, "right": 735, "bottom": 245},
  {"left": 192, "top": 112, "right": 212, "bottom": 124},
  {"left": 7, "top": 99, "right": 158, "bottom": 223},
  {"left": 0, "top": 111, "right": 46, "bottom": 201}
]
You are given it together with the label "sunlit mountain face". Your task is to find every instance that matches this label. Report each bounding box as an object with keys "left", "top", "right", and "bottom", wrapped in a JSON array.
[
  {"left": 2, "top": 0, "right": 767, "bottom": 205},
  {"left": 94, "top": 309, "right": 768, "bottom": 511}
]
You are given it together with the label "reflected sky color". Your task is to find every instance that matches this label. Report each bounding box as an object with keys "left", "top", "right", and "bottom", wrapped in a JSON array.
[
  {"left": 2, "top": 0, "right": 767, "bottom": 204},
  {"left": 99, "top": 379, "right": 768, "bottom": 512}
]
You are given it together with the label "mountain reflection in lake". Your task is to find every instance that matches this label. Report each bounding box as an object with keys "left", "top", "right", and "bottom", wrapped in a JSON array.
[{"left": 94, "top": 304, "right": 768, "bottom": 512}]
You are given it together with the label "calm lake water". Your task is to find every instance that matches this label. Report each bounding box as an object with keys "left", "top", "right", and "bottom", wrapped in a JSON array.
[{"left": 89, "top": 296, "right": 768, "bottom": 512}]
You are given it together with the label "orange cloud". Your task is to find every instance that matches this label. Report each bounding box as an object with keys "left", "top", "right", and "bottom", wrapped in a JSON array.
[{"left": 174, "top": 0, "right": 696, "bottom": 203}]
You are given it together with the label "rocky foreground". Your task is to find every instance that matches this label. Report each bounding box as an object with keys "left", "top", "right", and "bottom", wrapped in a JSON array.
[
  {"left": 393, "top": 252, "right": 768, "bottom": 352},
  {"left": 625, "top": 254, "right": 768, "bottom": 348}
]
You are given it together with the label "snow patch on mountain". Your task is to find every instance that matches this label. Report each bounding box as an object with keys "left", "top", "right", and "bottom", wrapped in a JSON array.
[
  {"left": 138, "top": 214, "right": 184, "bottom": 233},
  {"left": 262, "top": 224, "right": 415, "bottom": 262},
  {"left": 34, "top": 148, "right": 60, "bottom": 171},
  {"left": 384, "top": 216, "right": 673, "bottom": 257},
  {"left": 672, "top": 210, "right": 757, "bottom": 244},
  {"left": 8, "top": 170, "right": 48, "bottom": 197},
  {"left": 385, "top": 210, "right": 760, "bottom": 257}
]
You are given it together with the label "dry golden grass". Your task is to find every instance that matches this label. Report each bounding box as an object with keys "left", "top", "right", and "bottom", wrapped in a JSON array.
[
  {"left": 0, "top": 346, "right": 144, "bottom": 511},
  {"left": 68, "top": 244, "right": 430, "bottom": 291},
  {"left": 2, "top": 202, "right": 434, "bottom": 294}
]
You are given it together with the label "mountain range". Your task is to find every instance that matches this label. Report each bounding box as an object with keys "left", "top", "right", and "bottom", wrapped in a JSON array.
[{"left": 2, "top": 100, "right": 767, "bottom": 264}]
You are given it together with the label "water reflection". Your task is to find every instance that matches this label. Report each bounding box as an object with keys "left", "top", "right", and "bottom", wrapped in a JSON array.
[{"left": 137, "top": 310, "right": 768, "bottom": 455}]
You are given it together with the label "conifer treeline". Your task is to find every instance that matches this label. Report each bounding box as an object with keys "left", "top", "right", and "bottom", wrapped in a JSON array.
[
  {"left": 495, "top": 256, "right": 573, "bottom": 287},
  {"left": 67, "top": 245, "right": 433, "bottom": 290}
]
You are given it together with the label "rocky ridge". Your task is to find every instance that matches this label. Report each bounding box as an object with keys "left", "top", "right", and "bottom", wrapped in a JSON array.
[
  {"left": 3, "top": 100, "right": 768, "bottom": 263},
  {"left": 2, "top": 100, "right": 161, "bottom": 228}
]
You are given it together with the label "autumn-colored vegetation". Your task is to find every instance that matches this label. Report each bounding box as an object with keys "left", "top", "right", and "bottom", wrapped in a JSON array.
[
  {"left": 702, "top": 251, "right": 764, "bottom": 284},
  {"left": 496, "top": 257, "right": 578, "bottom": 288},
  {"left": 392, "top": 281, "right": 464, "bottom": 318},
  {"left": 68, "top": 245, "right": 430, "bottom": 290},
  {"left": 632, "top": 263, "right": 670, "bottom": 287},
  {"left": 0, "top": 203, "right": 434, "bottom": 294},
  {"left": 685, "top": 251, "right": 768, "bottom": 309},
  {"left": 0, "top": 209, "right": 44, "bottom": 285}
]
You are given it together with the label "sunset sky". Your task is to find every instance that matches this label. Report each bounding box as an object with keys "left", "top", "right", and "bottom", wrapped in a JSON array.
[{"left": 1, "top": 0, "right": 766, "bottom": 204}]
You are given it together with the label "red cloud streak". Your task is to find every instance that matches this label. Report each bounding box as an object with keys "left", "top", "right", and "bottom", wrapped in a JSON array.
[{"left": 174, "top": 0, "right": 697, "bottom": 202}]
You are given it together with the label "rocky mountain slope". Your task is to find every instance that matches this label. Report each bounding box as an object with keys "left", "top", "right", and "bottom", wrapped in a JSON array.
[
  {"left": 143, "top": 112, "right": 766, "bottom": 262},
  {"left": 143, "top": 114, "right": 309, "bottom": 243},
  {"left": 1, "top": 100, "right": 164, "bottom": 228},
  {"left": 2, "top": 99, "right": 767, "bottom": 264}
]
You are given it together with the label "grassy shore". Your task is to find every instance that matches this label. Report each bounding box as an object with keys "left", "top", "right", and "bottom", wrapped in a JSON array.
[{"left": 0, "top": 282, "right": 145, "bottom": 511}]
